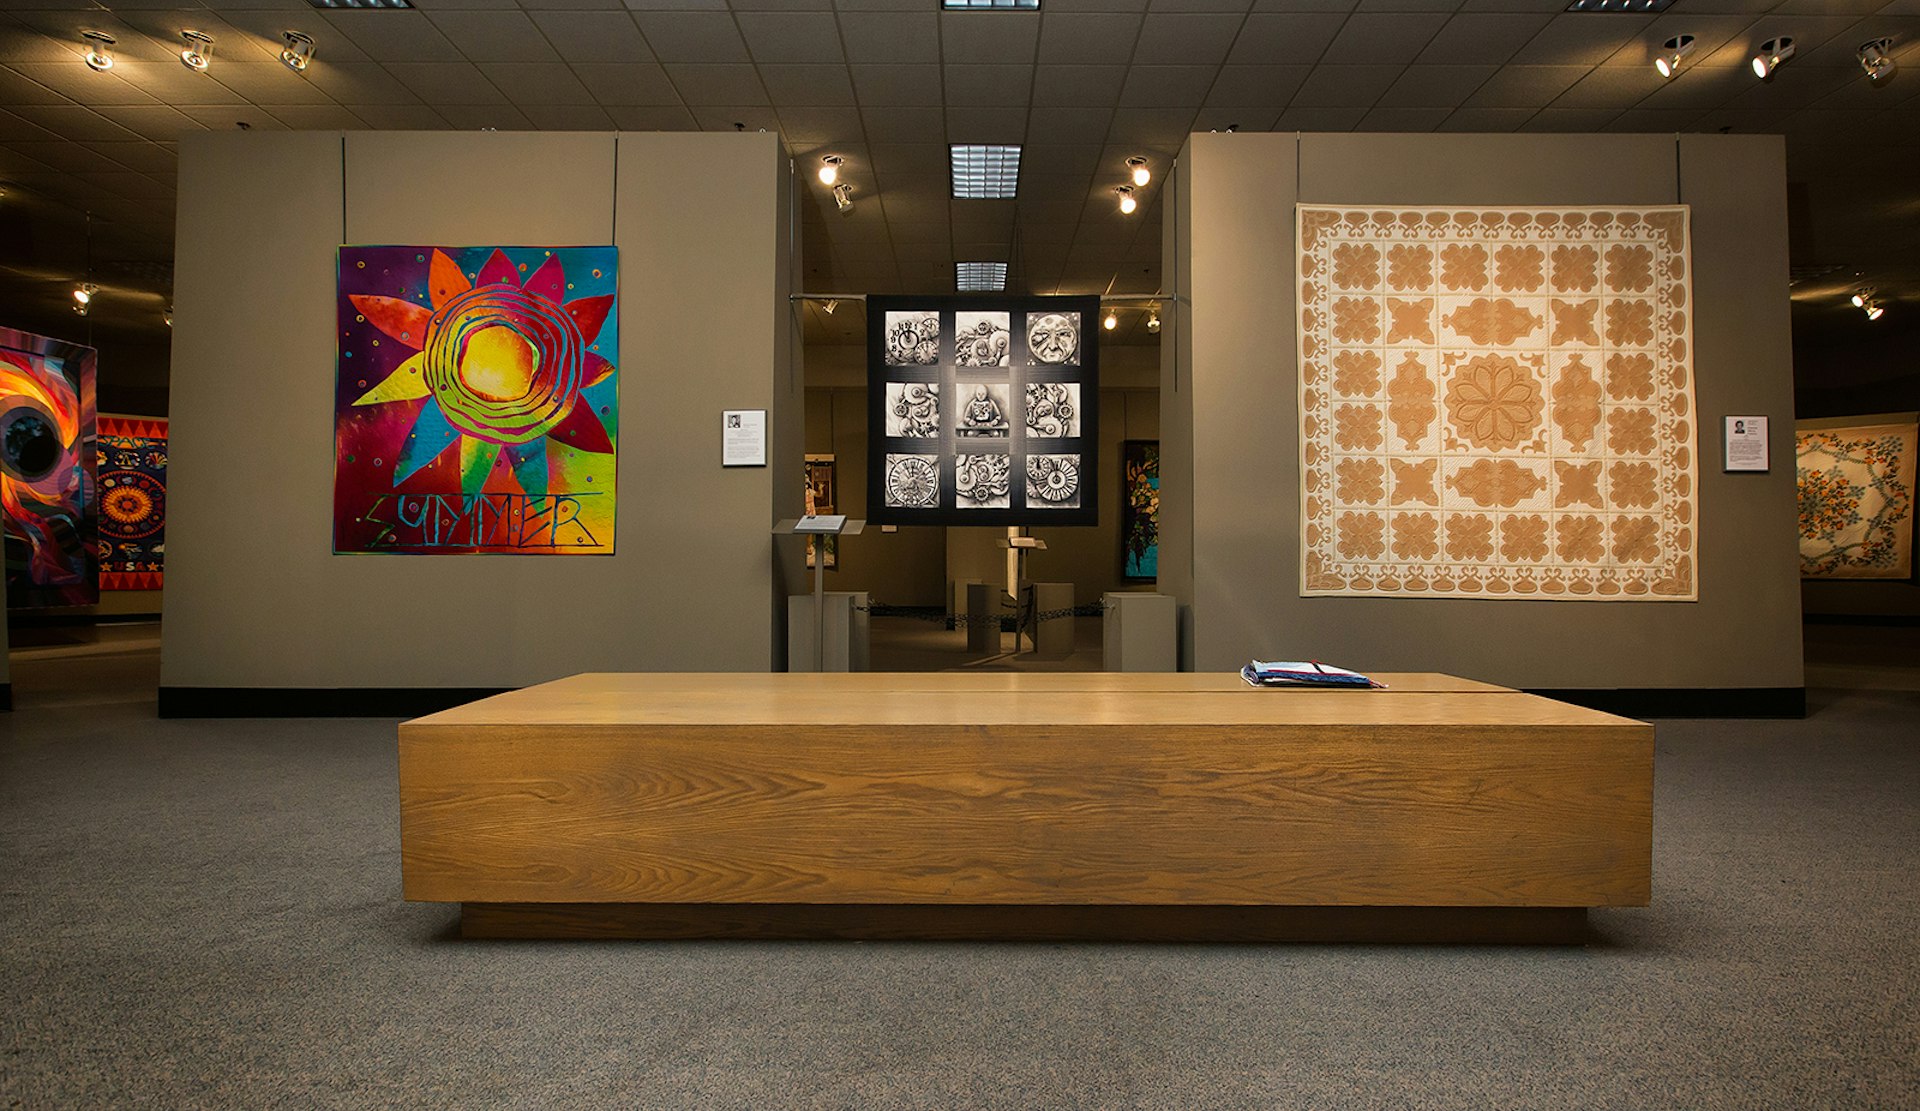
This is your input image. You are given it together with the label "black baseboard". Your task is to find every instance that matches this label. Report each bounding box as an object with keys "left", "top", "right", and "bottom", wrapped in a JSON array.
[
  {"left": 158, "top": 686, "right": 511, "bottom": 719},
  {"left": 0, "top": 682, "right": 12, "bottom": 713},
  {"left": 1527, "top": 686, "right": 1807, "bottom": 719}
]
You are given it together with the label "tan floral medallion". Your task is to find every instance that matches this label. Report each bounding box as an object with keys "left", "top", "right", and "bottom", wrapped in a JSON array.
[{"left": 1298, "top": 204, "right": 1697, "bottom": 599}]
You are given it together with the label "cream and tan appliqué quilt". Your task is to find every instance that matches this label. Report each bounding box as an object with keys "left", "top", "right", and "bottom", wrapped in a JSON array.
[
  {"left": 1297, "top": 206, "right": 1698, "bottom": 600},
  {"left": 1796, "top": 420, "right": 1917, "bottom": 580}
]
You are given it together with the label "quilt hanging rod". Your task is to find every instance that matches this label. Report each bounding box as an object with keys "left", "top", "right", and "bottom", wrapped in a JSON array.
[{"left": 790, "top": 292, "right": 1176, "bottom": 303}]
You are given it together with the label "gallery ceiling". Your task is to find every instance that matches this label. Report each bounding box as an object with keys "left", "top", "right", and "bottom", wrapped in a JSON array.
[{"left": 1, "top": 0, "right": 1916, "bottom": 364}]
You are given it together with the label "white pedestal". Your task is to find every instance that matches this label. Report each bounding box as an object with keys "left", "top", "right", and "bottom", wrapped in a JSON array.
[{"left": 1102, "top": 592, "right": 1178, "bottom": 672}]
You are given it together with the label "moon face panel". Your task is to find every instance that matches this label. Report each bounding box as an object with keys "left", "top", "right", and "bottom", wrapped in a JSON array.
[{"left": 1026, "top": 313, "right": 1080, "bottom": 366}]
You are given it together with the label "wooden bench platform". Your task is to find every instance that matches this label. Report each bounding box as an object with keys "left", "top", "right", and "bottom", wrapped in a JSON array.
[{"left": 399, "top": 672, "right": 1651, "bottom": 942}]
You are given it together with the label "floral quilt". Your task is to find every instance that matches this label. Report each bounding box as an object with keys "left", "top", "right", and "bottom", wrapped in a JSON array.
[
  {"left": 1297, "top": 205, "right": 1698, "bottom": 600},
  {"left": 1796, "top": 421, "right": 1916, "bottom": 579}
]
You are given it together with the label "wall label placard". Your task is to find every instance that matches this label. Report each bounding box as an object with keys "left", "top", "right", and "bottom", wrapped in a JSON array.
[
  {"left": 1724, "top": 416, "right": 1768, "bottom": 473},
  {"left": 722, "top": 409, "right": 767, "bottom": 467},
  {"left": 866, "top": 294, "right": 1100, "bottom": 527}
]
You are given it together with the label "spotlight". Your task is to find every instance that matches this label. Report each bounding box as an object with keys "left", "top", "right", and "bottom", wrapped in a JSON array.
[
  {"left": 818, "top": 155, "right": 843, "bottom": 186},
  {"left": 820, "top": 299, "right": 837, "bottom": 315},
  {"left": 1126, "top": 157, "right": 1150, "bottom": 187},
  {"left": 165, "top": 305, "right": 173, "bottom": 328},
  {"left": 1102, "top": 308, "right": 1117, "bottom": 331},
  {"left": 1146, "top": 306, "right": 1161, "bottom": 334},
  {"left": 82, "top": 31, "right": 115, "bottom": 72},
  {"left": 73, "top": 282, "right": 97, "bottom": 315},
  {"left": 1654, "top": 34, "right": 1695, "bottom": 79},
  {"left": 833, "top": 182, "right": 853, "bottom": 213},
  {"left": 180, "top": 30, "right": 214, "bottom": 72},
  {"left": 1853, "top": 290, "right": 1885, "bottom": 320},
  {"left": 1858, "top": 39, "right": 1896, "bottom": 84},
  {"left": 1751, "top": 37, "right": 1794, "bottom": 80},
  {"left": 1116, "top": 185, "right": 1136, "bottom": 215},
  {"left": 280, "top": 31, "right": 315, "bottom": 73}
]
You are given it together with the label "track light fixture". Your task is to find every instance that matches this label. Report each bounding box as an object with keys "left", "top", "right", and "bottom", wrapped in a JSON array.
[
  {"left": 82, "top": 31, "right": 115, "bottom": 72},
  {"left": 280, "top": 31, "right": 315, "bottom": 73},
  {"left": 820, "top": 299, "right": 838, "bottom": 315},
  {"left": 1146, "top": 304, "right": 1161, "bottom": 334},
  {"left": 1102, "top": 308, "right": 1118, "bottom": 331},
  {"left": 72, "top": 282, "right": 97, "bottom": 315},
  {"left": 165, "top": 306, "right": 173, "bottom": 328},
  {"left": 1654, "top": 34, "right": 1695, "bottom": 79},
  {"left": 1858, "top": 38, "right": 1896, "bottom": 83},
  {"left": 832, "top": 182, "right": 853, "bottom": 214},
  {"left": 1126, "top": 157, "right": 1150, "bottom": 187},
  {"left": 1851, "top": 290, "right": 1885, "bottom": 321},
  {"left": 180, "top": 30, "right": 214, "bottom": 72},
  {"left": 1116, "top": 185, "right": 1136, "bottom": 215},
  {"left": 1751, "top": 37, "right": 1793, "bottom": 80},
  {"left": 818, "top": 155, "right": 843, "bottom": 186}
]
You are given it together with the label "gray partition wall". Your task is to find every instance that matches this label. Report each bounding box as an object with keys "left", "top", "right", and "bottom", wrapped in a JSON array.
[
  {"left": 1162, "top": 132, "right": 1803, "bottom": 701},
  {"left": 162, "top": 131, "right": 796, "bottom": 708}
]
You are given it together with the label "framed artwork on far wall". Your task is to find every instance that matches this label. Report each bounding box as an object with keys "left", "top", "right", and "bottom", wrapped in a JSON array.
[
  {"left": 1, "top": 325, "right": 98, "bottom": 608},
  {"left": 805, "top": 453, "right": 837, "bottom": 570},
  {"left": 1122, "top": 440, "right": 1159, "bottom": 581}
]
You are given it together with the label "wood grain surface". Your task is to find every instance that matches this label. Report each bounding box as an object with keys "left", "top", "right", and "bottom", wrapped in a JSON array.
[{"left": 400, "top": 673, "right": 1652, "bottom": 912}]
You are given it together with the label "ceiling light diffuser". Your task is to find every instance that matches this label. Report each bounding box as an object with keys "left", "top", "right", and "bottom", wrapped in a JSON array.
[
  {"left": 82, "top": 31, "right": 115, "bottom": 72},
  {"left": 955, "top": 262, "right": 1008, "bottom": 292},
  {"left": 1654, "top": 35, "right": 1695, "bottom": 79},
  {"left": 179, "top": 30, "right": 214, "bottom": 72},
  {"left": 950, "top": 144, "right": 1021, "bottom": 199},
  {"left": 1751, "top": 37, "right": 1794, "bottom": 80}
]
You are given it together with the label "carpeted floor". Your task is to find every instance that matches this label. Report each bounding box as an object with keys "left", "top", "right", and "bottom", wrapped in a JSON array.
[{"left": 1, "top": 629, "right": 1916, "bottom": 1108}]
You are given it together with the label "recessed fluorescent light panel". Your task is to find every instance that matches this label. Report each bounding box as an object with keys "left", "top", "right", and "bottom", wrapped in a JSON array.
[
  {"left": 951, "top": 144, "right": 1021, "bottom": 199},
  {"left": 943, "top": 0, "right": 1040, "bottom": 9},
  {"left": 1565, "top": 0, "right": 1673, "bottom": 11},
  {"left": 955, "top": 262, "right": 1008, "bottom": 292},
  {"left": 305, "top": 0, "right": 412, "bottom": 9}
]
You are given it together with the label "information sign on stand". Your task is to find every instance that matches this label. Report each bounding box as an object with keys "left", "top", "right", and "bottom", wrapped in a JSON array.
[{"left": 776, "top": 515, "right": 863, "bottom": 670}]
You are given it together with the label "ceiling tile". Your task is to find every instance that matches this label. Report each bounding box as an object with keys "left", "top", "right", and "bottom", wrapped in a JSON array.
[
  {"left": 1321, "top": 14, "right": 1451, "bottom": 65},
  {"left": 945, "top": 106, "right": 1027, "bottom": 141},
  {"left": 1026, "top": 109, "right": 1117, "bottom": 146},
  {"left": 1374, "top": 64, "right": 1499, "bottom": 108},
  {"left": 210, "top": 12, "right": 373, "bottom": 67},
  {"left": 177, "top": 104, "right": 290, "bottom": 131},
  {"left": 838, "top": 13, "right": 940, "bottom": 65},
  {"left": 760, "top": 64, "right": 856, "bottom": 106},
  {"left": 86, "top": 105, "right": 209, "bottom": 142},
  {"left": 632, "top": 13, "right": 750, "bottom": 63},
  {"left": 1289, "top": 64, "right": 1402, "bottom": 107},
  {"left": 1, "top": 141, "right": 104, "bottom": 173},
  {"left": 1033, "top": 65, "right": 1127, "bottom": 107},
  {"left": 8, "top": 104, "right": 143, "bottom": 143},
  {"left": 1630, "top": 65, "right": 1757, "bottom": 111},
  {"left": 302, "top": 63, "right": 423, "bottom": 106},
  {"left": 603, "top": 104, "right": 698, "bottom": 129},
  {"left": 348, "top": 104, "right": 452, "bottom": 129},
  {"left": 1722, "top": 63, "right": 1863, "bottom": 112},
  {"left": 735, "top": 13, "right": 845, "bottom": 64},
  {"left": 428, "top": 12, "right": 561, "bottom": 63},
  {"left": 383, "top": 62, "right": 510, "bottom": 105},
  {"left": 1191, "top": 104, "right": 1280, "bottom": 130},
  {"left": 860, "top": 107, "right": 946, "bottom": 143},
  {"left": 1506, "top": 15, "right": 1654, "bottom": 67},
  {"left": 1036, "top": 13, "right": 1144, "bottom": 64},
  {"left": 1104, "top": 105, "right": 1198, "bottom": 144},
  {"left": 1120, "top": 65, "right": 1217, "bottom": 107},
  {"left": 776, "top": 105, "right": 864, "bottom": 142},
  {"left": 572, "top": 62, "right": 682, "bottom": 105},
  {"left": 1520, "top": 106, "right": 1622, "bottom": 131},
  {"left": 1205, "top": 64, "right": 1312, "bottom": 106},
  {"left": 528, "top": 12, "right": 657, "bottom": 64},
  {"left": 519, "top": 104, "right": 619, "bottom": 130},
  {"left": 1416, "top": 14, "right": 1555, "bottom": 66},
  {"left": 322, "top": 12, "right": 464, "bottom": 64},
  {"left": 105, "top": 62, "right": 250, "bottom": 107},
  {"left": 3, "top": 62, "right": 152, "bottom": 106},
  {"left": 1274, "top": 104, "right": 1368, "bottom": 130},
  {"left": 1550, "top": 63, "right": 1668, "bottom": 110},
  {"left": 1359, "top": 105, "right": 1452, "bottom": 131},
  {"left": 1132, "top": 14, "right": 1244, "bottom": 65},
  {"left": 1226, "top": 14, "right": 1348, "bottom": 64},
  {"left": 939, "top": 11, "right": 1041, "bottom": 65},
  {"left": 208, "top": 63, "right": 338, "bottom": 106},
  {"left": 852, "top": 64, "right": 944, "bottom": 106},
  {"left": 80, "top": 140, "right": 175, "bottom": 174},
  {"left": 483, "top": 63, "right": 598, "bottom": 105},
  {"left": 1437, "top": 106, "right": 1534, "bottom": 130},
  {"left": 1019, "top": 143, "right": 1103, "bottom": 174},
  {"left": 666, "top": 63, "right": 768, "bottom": 104},
  {"left": 265, "top": 105, "right": 368, "bottom": 130},
  {"left": 1461, "top": 64, "right": 1589, "bottom": 107},
  {"left": 692, "top": 106, "right": 780, "bottom": 132},
  {"left": 438, "top": 104, "right": 534, "bottom": 129},
  {"left": 944, "top": 64, "right": 1035, "bottom": 106},
  {"left": 1603, "top": 108, "right": 1704, "bottom": 133}
]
